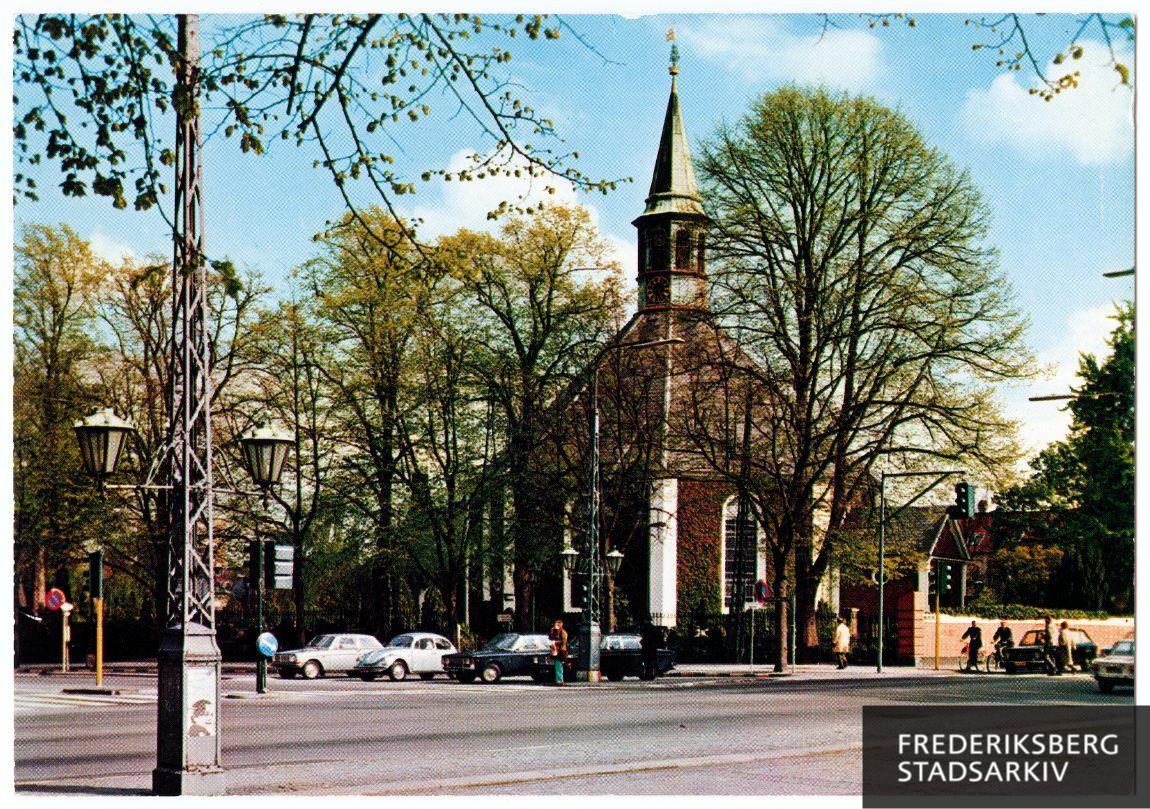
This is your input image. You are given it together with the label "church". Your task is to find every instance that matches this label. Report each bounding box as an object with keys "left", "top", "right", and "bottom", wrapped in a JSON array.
[{"left": 539, "top": 51, "right": 775, "bottom": 635}]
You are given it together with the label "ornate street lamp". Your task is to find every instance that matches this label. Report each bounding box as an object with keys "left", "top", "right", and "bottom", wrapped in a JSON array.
[
  {"left": 560, "top": 546, "right": 580, "bottom": 575},
  {"left": 605, "top": 548, "right": 624, "bottom": 578},
  {"left": 74, "top": 408, "right": 136, "bottom": 489},
  {"left": 238, "top": 422, "right": 294, "bottom": 491},
  {"left": 238, "top": 420, "right": 293, "bottom": 696}
]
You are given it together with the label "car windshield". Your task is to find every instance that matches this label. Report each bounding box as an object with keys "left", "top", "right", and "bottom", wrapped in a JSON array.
[
  {"left": 387, "top": 635, "right": 414, "bottom": 648},
  {"left": 602, "top": 635, "right": 641, "bottom": 650},
  {"left": 306, "top": 635, "right": 336, "bottom": 649},
  {"left": 1111, "top": 640, "right": 1134, "bottom": 655},
  {"left": 1020, "top": 630, "right": 1043, "bottom": 646},
  {"left": 483, "top": 633, "right": 519, "bottom": 651}
]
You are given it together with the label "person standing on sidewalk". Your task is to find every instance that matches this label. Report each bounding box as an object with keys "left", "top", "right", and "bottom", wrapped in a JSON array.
[
  {"left": 640, "top": 617, "right": 662, "bottom": 680},
  {"left": 1042, "top": 615, "right": 1060, "bottom": 675},
  {"left": 833, "top": 616, "right": 851, "bottom": 669},
  {"left": 549, "top": 619, "right": 568, "bottom": 685},
  {"left": 1057, "top": 620, "right": 1073, "bottom": 674},
  {"left": 961, "top": 620, "right": 983, "bottom": 672}
]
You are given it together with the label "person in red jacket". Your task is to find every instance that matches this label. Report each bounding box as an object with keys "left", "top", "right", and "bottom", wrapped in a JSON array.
[{"left": 549, "top": 619, "right": 568, "bottom": 685}]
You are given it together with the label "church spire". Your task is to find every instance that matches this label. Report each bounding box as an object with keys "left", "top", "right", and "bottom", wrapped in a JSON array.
[
  {"left": 632, "top": 34, "right": 709, "bottom": 312},
  {"left": 639, "top": 31, "right": 704, "bottom": 219}
]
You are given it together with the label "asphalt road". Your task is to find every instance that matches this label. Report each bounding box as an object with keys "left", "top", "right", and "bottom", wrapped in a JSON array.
[{"left": 14, "top": 669, "right": 1133, "bottom": 795}]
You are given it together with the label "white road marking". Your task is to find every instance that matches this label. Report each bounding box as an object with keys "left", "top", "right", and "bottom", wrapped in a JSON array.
[{"left": 14, "top": 691, "right": 156, "bottom": 716}]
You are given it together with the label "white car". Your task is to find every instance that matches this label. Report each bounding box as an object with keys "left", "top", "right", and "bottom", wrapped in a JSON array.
[
  {"left": 1091, "top": 637, "right": 1134, "bottom": 693},
  {"left": 350, "top": 632, "right": 458, "bottom": 681},
  {"left": 273, "top": 633, "right": 384, "bottom": 679}
]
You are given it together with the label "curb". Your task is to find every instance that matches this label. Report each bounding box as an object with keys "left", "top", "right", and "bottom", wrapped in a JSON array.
[{"left": 60, "top": 687, "right": 139, "bottom": 695}]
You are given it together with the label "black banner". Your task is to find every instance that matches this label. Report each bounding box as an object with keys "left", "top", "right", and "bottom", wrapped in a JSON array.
[{"left": 863, "top": 705, "right": 1147, "bottom": 807}]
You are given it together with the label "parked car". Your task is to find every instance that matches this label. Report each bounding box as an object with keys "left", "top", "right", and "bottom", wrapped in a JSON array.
[
  {"left": 350, "top": 632, "right": 457, "bottom": 682},
  {"left": 442, "top": 633, "right": 554, "bottom": 683},
  {"left": 598, "top": 633, "right": 676, "bottom": 681},
  {"left": 273, "top": 633, "right": 383, "bottom": 679},
  {"left": 1091, "top": 637, "right": 1134, "bottom": 693},
  {"left": 1001, "top": 627, "right": 1097, "bottom": 673}
]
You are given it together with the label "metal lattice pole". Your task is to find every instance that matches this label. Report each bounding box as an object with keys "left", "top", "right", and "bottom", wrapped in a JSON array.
[{"left": 152, "top": 14, "right": 225, "bottom": 795}]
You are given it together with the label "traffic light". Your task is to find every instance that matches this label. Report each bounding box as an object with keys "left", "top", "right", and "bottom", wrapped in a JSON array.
[
  {"left": 88, "top": 550, "right": 103, "bottom": 602},
  {"left": 247, "top": 541, "right": 295, "bottom": 591},
  {"left": 269, "top": 543, "right": 294, "bottom": 590},
  {"left": 951, "top": 481, "right": 975, "bottom": 519},
  {"left": 247, "top": 540, "right": 263, "bottom": 589}
]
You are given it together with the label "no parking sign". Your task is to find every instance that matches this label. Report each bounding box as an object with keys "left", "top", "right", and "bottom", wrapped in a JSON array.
[
  {"left": 754, "top": 579, "right": 770, "bottom": 605},
  {"left": 45, "top": 588, "right": 66, "bottom": 610}
]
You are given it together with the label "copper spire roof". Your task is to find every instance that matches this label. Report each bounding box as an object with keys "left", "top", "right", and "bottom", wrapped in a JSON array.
[{"left": 639, "top": 45, "right": 705, "bottom": 219}]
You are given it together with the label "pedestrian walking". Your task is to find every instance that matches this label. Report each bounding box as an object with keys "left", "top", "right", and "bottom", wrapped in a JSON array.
[
  {"left": 548, "top": 619, "right": 568, "bottom": 685},
  {"left": 833, "top": 616, "right": 851, "bottom": 669},
  {"left": 961, "top": 620, "right": 982, "bottom": 672},
  {"left": 1057, "top": 620, "right": 1073, "bottom": 674},
  {"left": 1042, "top": 615, "right": 1059, "bottom": 676},
  {"left": 640, "top": 617, "right": 662, "bottom": 680}
]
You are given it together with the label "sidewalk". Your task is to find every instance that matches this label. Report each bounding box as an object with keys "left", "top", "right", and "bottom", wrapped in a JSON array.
[{"left": 19, "top": 660, "right": 963, "bottom": 681}]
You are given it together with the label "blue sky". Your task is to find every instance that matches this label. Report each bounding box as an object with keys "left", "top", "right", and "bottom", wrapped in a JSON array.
[{"left": 14, "top": 13, "right": 1135, "bottom": 460}]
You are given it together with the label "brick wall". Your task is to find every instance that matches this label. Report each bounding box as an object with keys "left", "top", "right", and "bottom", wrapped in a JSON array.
[{"left": 914, "top": 613, "right": 1135, "bottom": 667}]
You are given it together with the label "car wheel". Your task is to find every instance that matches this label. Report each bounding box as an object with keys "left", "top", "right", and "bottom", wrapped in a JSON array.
[
  {"left": 361, "top": 673, "right": 377, "bottom": 682},
  {"left": 419, "top": 673, "right": 435, "bottom": 681},
  {"left": 481, "top": 663, "right": 502, "bottom": 683},
  {"left": 530, "top": 671, "right": 549, "bottom": 683},
  {"left": 279, "top": 670, "right": 297, "bottom": 680},
  {"left": 606, "top": 672, "right": 625, "bottom": 682},
  {"left": 389, "top": 661, "right": 409, "bottom": 682},
  {"left": 1098, "top": 678, "right": 1115, "bottom": 693},
  {"left": 1004, "top": 662, "right": 1017, "bottom": 675},
  {"left": 457, "top": 673, "right": 476, "bottom": 684},
  {"left": 301, "top": 660, "right": 322, "bottom": 680}
]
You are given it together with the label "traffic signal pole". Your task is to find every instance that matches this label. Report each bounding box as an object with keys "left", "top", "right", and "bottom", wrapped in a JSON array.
[
  {"left": 257, "top": 540, "right": 267, "bottom": 694},
  {"left": 875, "top": 469, "right": 965, "bottom": 673}
]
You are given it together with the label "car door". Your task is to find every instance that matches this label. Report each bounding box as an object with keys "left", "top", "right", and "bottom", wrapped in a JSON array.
[
  {"left": 330, "top": 636, "right": 362, "bottom": 671},
  {"left": 411, "top": 638, "right": 439, "bottom": 672},
  {"left": 432, "top": 637, "right": 454, "bottom": 672}
]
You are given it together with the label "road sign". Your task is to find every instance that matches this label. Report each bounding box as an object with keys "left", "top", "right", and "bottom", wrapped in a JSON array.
[
  {"left": 45, "top": 588, "right": 66, "bottom": 610},
  {"left": 754, "top": 579, "right": 770, "bottom": 605},
  {"left": 256, "top": 632, "right": 278, "bottom": 658}
]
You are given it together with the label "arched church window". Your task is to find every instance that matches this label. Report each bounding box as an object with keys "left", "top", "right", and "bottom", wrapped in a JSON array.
[
  {"left": 647, "top": 230, "right": 668, "bottom": 273},
  {"left": 721, "top": 495, "right": 760, "bottom": 613},
  {"left": 675, "top": 229, "right": 692, "bottom": 271},
  {"left": 696, "top": 233, "right": 706, "bottom": 272}
]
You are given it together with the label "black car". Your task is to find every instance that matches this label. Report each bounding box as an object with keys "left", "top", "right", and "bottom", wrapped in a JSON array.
[
  {"left": 442, "top": 633, "right": 555, "bottom": 683},
  {"left": 1001, "top": 627, "right": 1098, "bottom": 673},
  {"left": 596, "top": 633, "right": 675, "bottom": 681}
]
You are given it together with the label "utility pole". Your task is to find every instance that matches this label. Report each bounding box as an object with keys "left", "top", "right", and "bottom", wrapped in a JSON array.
[{"left": 152, "top": 14, "right": 225, "bottom": 795}]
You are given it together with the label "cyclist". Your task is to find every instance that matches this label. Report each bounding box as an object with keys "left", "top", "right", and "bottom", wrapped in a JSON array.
[{"left": 989, "top": 620, "right": 1013, "bottom": 669}]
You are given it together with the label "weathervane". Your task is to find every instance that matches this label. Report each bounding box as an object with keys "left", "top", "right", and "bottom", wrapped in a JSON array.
[{"left": 667, "top": 27, "right": 679, "bottom": 75}]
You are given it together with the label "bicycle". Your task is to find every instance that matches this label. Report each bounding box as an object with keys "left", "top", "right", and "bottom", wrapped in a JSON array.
[{"left": 985, "top": 643, "right": 1010, "bottom": 673}]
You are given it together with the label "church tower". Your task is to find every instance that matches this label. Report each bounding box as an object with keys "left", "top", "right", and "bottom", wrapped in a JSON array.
[{"left": 632, "top": 41, "right": 709, "bottom": 311}]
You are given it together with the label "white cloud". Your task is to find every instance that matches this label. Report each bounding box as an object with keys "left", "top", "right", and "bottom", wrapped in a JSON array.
[
  {"left": 407, "top": 148, "right": 581, "bottom": 238},
  {"left": 962, "top": 41, "right": 1134, "bottom": 165},
  {"left": 679, "top": 17, "right": 884, "bottom": 91},
  {"left": 88, "top": 232, "right": 137, "bottom": 263},
  {"left": 1006, "top": 304, "right": 1120, "bottom": 455},
  {"left": 406, "top": 148, "right": 638, "bottom": 299}
]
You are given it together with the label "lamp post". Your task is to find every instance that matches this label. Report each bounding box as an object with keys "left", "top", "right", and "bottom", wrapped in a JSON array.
[
  {"left": 564, "top": 336, "right": 682, "bottom": 681},
  {"left": 238, "top": 422, "right": 294, "bottom": 694},
  {"left": 71, "top": 15, "right": 225, "bottom": 795}
]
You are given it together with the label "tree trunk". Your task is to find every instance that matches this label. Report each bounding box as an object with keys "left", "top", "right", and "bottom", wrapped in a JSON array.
[
  {"left": 772, "top": 560, "right": 789, "bottom": 673},
  {"left": 33, "top": 545, "right": 46, "bottom": 613}
]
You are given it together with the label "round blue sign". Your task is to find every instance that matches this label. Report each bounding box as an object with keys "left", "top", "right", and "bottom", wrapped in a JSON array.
[{"left": 256, "top": 632, "right": 279, "bottom": 658}]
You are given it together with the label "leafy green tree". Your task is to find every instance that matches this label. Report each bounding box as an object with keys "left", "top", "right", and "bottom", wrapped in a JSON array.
[
  {"left": 441, "top": 204, "right": 625, "bottom": 630},
  {"left": 998, "top": 303, "right": 1133, "bottom": 611},
  {"left": 14, "top": 224, "right": 111, "bottom": 615},
  {"left": 691, "top": 86, "right": 1034, "bottom": 660}
]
